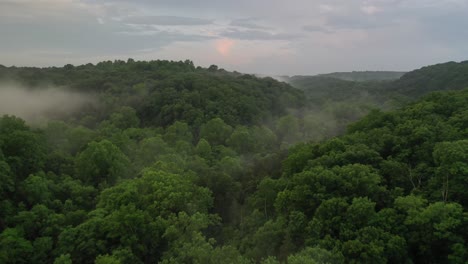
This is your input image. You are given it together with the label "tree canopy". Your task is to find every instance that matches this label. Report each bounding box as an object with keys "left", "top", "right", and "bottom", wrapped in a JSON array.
[{"left": 0, "top": 60, "right": 467, "bottom": 263}]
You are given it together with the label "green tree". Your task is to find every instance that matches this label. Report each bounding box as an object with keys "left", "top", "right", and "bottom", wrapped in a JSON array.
[
  {"left": 109, "top": 106, "right": 140, "bottom": 130},
  {"left": 195, "top": 139, "right": 212, "bottom": 160},
  {"left": 20, "top": 173, "right": 53, "bottom": 206},
  {"left": 164, "top": 121, "right": 193, "bottom": 144},
  {"left": 199, "top": 118, "right": 232, "bottom": 146},
  {"left": 432, "top": 140, "right": 468, "bottom": 203},
  {"left": 95, "top": 254, "right": 122, "bottom": 264},
  {"left": 58, "top": 169, "right": 214, "bottom": 263},
  {"left": 227, "top": 126, "right": 255, "bottom": 154},
  {"left": 395, "top": 196, "right": 467, "bottom": 263},
  {"left": 0, "top": 228, "right": 33, "bottom": 264},
  {"left": 0, "top": 152, "right": 13, "bottom": 198},
  {"left": 0, "top": 115, "right": 46, "bottom": 179},
  {"left": 75, "top": 140, "right": 130, "bottom": 187},
  {"left": 0, "top": 155, "right": 14, "bottom": 228},
  {"left": 133, "top": 135, "right": 169, "bottom": 170},
  {"left": 54, "top": 254, "right": 72, "bottom": 264},
  {"left": 288, "top": 247, "right": 344, "bottom": 264}
]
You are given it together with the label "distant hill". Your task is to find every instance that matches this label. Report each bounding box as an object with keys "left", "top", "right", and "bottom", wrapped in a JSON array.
[
  {"left": 285, "top": 61, "right": 468, "bottom": 104},
  {"left": 282, "top": 71, "right": 404, "bottom": 105},
  {"left": 317, "top": 71, "right": 406, "bottom": 82},
  {"left": 284, "top": 76, "right": 380, "bottom": 103},
  {"left": 388, "top": 60, "right": 468, "bottom": 97}
]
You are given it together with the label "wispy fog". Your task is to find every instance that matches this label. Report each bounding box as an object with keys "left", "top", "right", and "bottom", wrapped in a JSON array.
[{"left": 0, "top": 83, "right": 95, "bottom": 123}]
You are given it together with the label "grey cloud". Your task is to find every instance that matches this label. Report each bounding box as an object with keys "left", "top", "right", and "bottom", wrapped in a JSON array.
[
  {"left": 122, "top": 15, "right": 213, "bottom": 26},
  {"left": 417, "top": 12, "right": 468, "bottom": 45},
  {"left": 0, "top": 16, "right": 213, "bottom": 57},
  {"left": 93, "top": 0, "right": 249, "bottom": 10},
  {"left": 221, "top": 29, "right": 300, "bottom": 40},
  {"left": 325, "top": 15, "right": 389, "bottom": 30},
  {"left": 302, "top": 25, "right": 333, "bottom": 33},
  {"left": 1, "top": 0, "right": 468, "bottom": 75},
  {"left": 322, "top": 5, "right": 398, "bottom": 31},
  {"left": 89, "top": 0, "right": 313, "bottom": 18},
  {"left": 230, "top": 18, "right": 270, "bottom": 29},
  {"left": 0, "top": 1, "right": 215, "bottom": 58},
  {"left": 318, "top": 0, "right": 465, "bottom": 31},
  {"left": 115, "top": 30, "right": 215, "bottom": 44}
]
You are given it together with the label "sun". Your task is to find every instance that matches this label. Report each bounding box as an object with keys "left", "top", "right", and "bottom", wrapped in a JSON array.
[{"left": 215, "top": 38, "right": 235, "bottom": 56}]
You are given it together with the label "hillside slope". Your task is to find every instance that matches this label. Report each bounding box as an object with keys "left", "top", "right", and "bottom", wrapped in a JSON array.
[
  {"left": 242, "top": 88, "right": 468, "bottom": 262},
  {"left": 0, "top": 59, "right": 467, "bottom": 263},
  {"left": 0, "top": 60, "right": 305, "bottom": 128},
  {"left": 286, "top": 60, "right": 468, "bottom": 103},
  {"left": 388, "top": 60, "right": 468, "bottom": 97},
  {"left": 317, "top": 71, "right": 405, "bottom": 82}
]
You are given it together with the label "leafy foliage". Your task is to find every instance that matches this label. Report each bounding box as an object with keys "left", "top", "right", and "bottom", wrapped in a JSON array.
[{"left": 0, "top": 60, "right": 467, "bottom": 263}]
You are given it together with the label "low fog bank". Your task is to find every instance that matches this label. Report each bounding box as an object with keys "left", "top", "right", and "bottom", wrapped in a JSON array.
[
  {"left": 0, "top": 83, "right": 96, "bottom": 124},
  {"left": 273, "top": 102, "right": 373, "bottom": 149},
  {"left": 254, "top": 74, "right": 290, "bottom": 83}
]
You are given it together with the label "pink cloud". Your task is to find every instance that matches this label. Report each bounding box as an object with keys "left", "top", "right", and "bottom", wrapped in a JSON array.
[{"left": 215, "top": 38, "right": 235, "bottom": 56}]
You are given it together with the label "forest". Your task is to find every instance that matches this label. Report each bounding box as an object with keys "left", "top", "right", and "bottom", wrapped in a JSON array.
[{"left": 0, "top": 59, "right": 468, "bottom": 263}]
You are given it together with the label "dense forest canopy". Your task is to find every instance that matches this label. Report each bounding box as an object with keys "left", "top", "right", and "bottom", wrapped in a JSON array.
[
  {"left": 284, "top": 60, "right": 468, "bottom": 137},
  {"left": 0, "top": 59, "right": 467, "bottom": 263},
  {"left": 0, "top": 60, "right": 304, "bottom": 128},
  {"left": 389, "top": 61, "right": 468, "bottom": 97},
  {"left": 287, "top": 60, "right": 468, "bottom": 102},
  {"left": 310, "top": 71, "right": 405, "bottom": 82}
]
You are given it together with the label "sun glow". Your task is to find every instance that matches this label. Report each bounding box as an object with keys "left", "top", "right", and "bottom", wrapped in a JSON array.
[{"left": 215, "top": 38, "right": 235, "bottom": 56}]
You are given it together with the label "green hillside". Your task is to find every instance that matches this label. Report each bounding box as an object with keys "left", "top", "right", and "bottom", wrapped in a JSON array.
[
  {"left": 0, "top": 60, "right": 305, "bottom": 128},
  {"left": 0, "top": 60, "right": 467, "bottom": 263},
  {"left": 317, "top": 71, "right": 406, "bottom": 82},
  {"left": 285, "top": 76, "right": 380, "bottom": 103},
  {"left": 389, "top": 60, "right": 468, "bottom": 97},
  {"left": 248, "top": 88, "right": 468, "bottom": 263}
]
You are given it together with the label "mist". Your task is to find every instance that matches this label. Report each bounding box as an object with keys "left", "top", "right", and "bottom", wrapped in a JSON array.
[{"left": 0, "top": 83, "right": 96, "bottom": 124}]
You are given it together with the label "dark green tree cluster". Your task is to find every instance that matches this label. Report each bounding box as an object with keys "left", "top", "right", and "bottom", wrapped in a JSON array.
[
  {"left": 0, "top": 60, "right": 467, "bottom": 263},
  {"left": 316, "top": 71, "right": 405, "bottom": 82},
  {"left": 0, "top": 59, "right": 304, "bottom": 128},
  {"left": 391, "top": 60, "right": 468, "bottom": 97},
  {"left": 0, "top": 60, "right": 288, "bottom": 263},
  {"left": 284, "top": 60, "right": 468, "bottom": 142},
  {"left": 0, "top": 112, "right": 268, "bottom": 263},
  {"left": 285, "top": 76, "right": 380, "bottom": 104},
  {"left": 287, "top": 60, "right": 468, "bottom": 103},
  {"left": 235, "top": 89, "right": 468, "bottom": 263}
]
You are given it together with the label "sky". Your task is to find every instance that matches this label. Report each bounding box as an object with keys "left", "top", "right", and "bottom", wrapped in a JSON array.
[{"left": 1, "top": 0, "right": 467, "bottom": 75}]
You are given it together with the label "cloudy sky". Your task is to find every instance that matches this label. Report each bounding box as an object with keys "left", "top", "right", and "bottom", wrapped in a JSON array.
[{"left": 1, "top": 0, "right": 467, "bottom": 75}]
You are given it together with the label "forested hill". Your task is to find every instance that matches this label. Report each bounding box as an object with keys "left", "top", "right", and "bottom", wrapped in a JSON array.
[
  {"left": 253, "top": 88, "right": 468, "bottom": 263},
  {"left": 316, "top": 71, "right": 405, "bottom": 82},
  {"left": 283, "top": 71, "right": 404, "bottom": 105},
  {"left": 287, "top": 60, "right": 468, "bottom": 103},
  {"left": 283, "top": 61, "right": 468, "bottom": 135},
  {"left": 284, "top": 76, "right": 376, "bottom": 103},
  {"left": 0, "top": 59, "right": 467, "bottom": 263},
  {"left": 388, "top": 60, "right": 468, "bottom": 97},
  {"left": 0, "top": 60, "right": 305, "bottom": 128}
]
